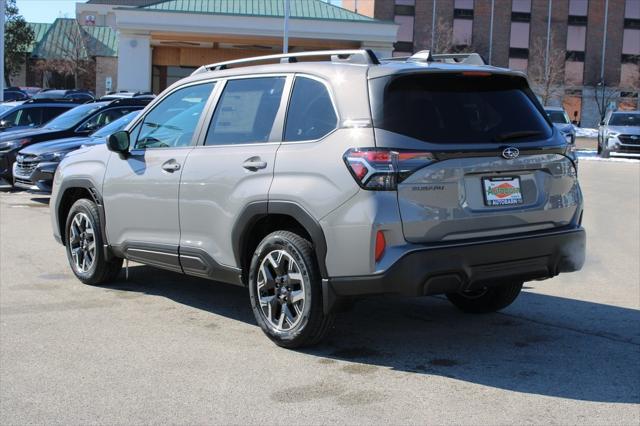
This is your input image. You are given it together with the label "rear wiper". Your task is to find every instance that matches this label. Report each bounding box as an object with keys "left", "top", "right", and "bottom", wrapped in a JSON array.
[{"left": 493, "top": 130, "right": 544, "bottom": 142}]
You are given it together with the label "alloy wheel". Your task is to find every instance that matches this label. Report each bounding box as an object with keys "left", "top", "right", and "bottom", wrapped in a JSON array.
[
  {"left": 68, "top": 212, "right": 96, "bottom": 273},
  {"left": 256, "top": 249, "right": 306, "bottom": 331}
]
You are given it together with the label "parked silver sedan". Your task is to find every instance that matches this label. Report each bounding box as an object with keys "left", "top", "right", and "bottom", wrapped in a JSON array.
[{"left": 598, "top": 111, "right": 640, "bottom": 158}]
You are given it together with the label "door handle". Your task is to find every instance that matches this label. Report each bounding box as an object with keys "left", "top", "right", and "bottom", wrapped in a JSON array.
[
  {"left": 242, "top": 157, "right": 267, "bottom": 171},
  {"left": 162, "top": 159, "right": 181, "bottom": 172}
]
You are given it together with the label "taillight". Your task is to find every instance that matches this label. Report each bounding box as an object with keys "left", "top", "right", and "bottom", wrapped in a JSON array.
[{"left": 343, "top": 148, "right": 435, "bottom": 190}]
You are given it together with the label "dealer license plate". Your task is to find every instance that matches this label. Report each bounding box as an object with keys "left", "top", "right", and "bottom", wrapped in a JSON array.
[{"left": 482, "top": 176, "right": 523, "bottom": 206}]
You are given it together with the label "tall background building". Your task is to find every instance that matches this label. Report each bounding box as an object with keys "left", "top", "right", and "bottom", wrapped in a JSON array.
[{"left": 344, "top": 0, "right": 640, "bottom": 127}]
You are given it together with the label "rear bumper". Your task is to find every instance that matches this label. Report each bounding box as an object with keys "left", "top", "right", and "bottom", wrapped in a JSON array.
[{"left": 324, "top": 227, "right": 585, "bottom": 311}]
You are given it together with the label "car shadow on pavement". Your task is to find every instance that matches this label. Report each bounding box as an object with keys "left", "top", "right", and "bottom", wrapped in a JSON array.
[{"left": 105, "top": 265, "right": 640, "bottom": 405}]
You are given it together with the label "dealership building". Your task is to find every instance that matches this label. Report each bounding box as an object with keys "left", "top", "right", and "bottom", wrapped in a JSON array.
[
  {"left": 75, "top": 0, "right": 397, "bottom": 95},
  {"left": 343, "top": 0, "right": 639, "bottom": 126}
]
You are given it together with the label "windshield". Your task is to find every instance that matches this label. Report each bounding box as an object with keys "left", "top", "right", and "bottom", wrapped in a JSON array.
[
  {"left": 0, "top": 104, "right": 16, "bottom": 116},
  {"left": 609, "top": 113, "right": 640, "bottom": 127},
  {"left": 44, "top": 103, "right": 104, "bottom": 130},
  {"left": 91, "top": 111, "right": 140, "bottom": 137},
  {"left": 546, "top": 110, "right": 570, "bottom": 124},
  {"left": 370, "top": 73, "right": 552, "bottom": 144}
]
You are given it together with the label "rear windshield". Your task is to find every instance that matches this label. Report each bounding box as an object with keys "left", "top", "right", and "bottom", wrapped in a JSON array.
[
  {"left": 546, "top": 110, "right": 569, "bottom": 124},
  {"left": 609, "top": 113, "right": 640, "bottom": 126},
  {"left": 370, "top": 73, "right": 552, "bottom": 144}
]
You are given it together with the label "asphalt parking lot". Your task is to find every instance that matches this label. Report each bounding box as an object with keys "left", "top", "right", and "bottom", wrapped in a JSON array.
[{"left": 1, "top": 158, "right": 638, "bottom": 425}]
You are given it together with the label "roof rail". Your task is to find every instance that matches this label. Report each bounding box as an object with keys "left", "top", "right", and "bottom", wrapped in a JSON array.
[
  {"left": 192, "top": 49, "right": 380, "bottom": 75},
  {"left": 23, "top": 98, "right": 86, "bottom": 104},
  {"left": 107, "top": 97, "right": 154, "bottom": 106},
  {"left": 381, "top": 50, "right": 486, "bottom": 66}
]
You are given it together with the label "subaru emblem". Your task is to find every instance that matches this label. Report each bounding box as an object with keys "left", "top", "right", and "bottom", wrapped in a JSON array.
[{"left": 502, "top": 147, "right": 519, "bottom": 159}]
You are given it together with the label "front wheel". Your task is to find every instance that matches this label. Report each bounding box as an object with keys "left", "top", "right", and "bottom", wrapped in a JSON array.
[
  {"left": 65, "top": 199, "right": 122, "bottom": 285},
  {"left": 248, "top": 231, "right": 333, "bottom": 348},
  {"left": 446, "top": 281, "right": 523, "bottom": 314}
]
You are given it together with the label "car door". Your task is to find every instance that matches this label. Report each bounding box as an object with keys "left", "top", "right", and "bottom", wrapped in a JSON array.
[
  {"left": 102, "top": 81, "right": 216, "bottom": 271},
  {"left": 178, "top": 75, "right": 290, "bottom": 281}
]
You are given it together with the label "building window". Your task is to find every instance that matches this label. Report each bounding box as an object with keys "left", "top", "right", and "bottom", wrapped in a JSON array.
[
  {"left": 566, "top": 25, "right": 586, "bottom": 54},
  {"left": 508, "top": 57, "right": 528, "bottom": 72},
  {"left": 510, "top": 21, "right": 530, "bottom": 49},
  {"left": 625, "top": 0, "right": 640, "bottom": 19},
  {"left": 512, "top": 0, "right": 531, "bottom": 13},
  {"left": 395, "top": 15, "right": 414, "bottom": 42},
  {"left": 454, "top": 0, "right": 474, "bottom": 9},
  {"left": 453, "top": 18, "right": 473, "bottom": 46},
  {"left": 395, "top": 0, "right": 415, "bottom": 5},
  {"left": 565, "top": 61, "right": 584, "bottom": 85},
  {"left": 622, "top": 29, "right": 640, "bottom": 56},
  {"left": 454, "top": 0, "right": 473, "bottom": 19},
  {"left": 509, "top": 48, "right": 529, "bottom": 59},
  {"left": 569, "top": 0, "right": 588, "bottom": 17},
  {"left": 393, "top": 41, "right": 414, "bottom": 53},
  {"left": 394, "top": 5, "right": 415, "bottom": 16},
  {"left": 511, "top": 12, "right": 531, "bottom": 22}
]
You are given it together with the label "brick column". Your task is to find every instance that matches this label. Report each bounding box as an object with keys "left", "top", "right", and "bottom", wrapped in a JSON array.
[
  {"left": 584, "top": 0, "right": 625, "bottom": 86},
  {"left": 491, "top": 0, "right": 512, "bottom": 67}
]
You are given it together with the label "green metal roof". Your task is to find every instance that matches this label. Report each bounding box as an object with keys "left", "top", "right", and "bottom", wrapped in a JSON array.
[
  {"left": 26, "top": 22, "right": 52, "bottom": 53},
  {"left": 83, "top": 25, "right": 118, "bottom": 57},
  {"left": 141, "top": 0, "right": 376, "bottom": 22},
  {"left": 28, "top": 18, "right": 117, "bottom": 59}
]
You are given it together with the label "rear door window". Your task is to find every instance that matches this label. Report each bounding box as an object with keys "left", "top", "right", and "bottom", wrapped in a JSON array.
[
  {"left": 205, "top": 77, "right": 285, "bottom": 145},
  {"left": 370, "top": 73, "right": 552, "bottom": 144},
  {"left": 41, "top": 107, "right": 71, "bottom": 124},
  {"left": 284, "top": 77, "right": 337, "bottom": 141}
]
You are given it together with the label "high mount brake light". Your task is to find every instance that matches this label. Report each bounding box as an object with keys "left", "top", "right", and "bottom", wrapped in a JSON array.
[
  {"left": 460, "top": 71, "right": 492, "bottom": 77},
  {"left": 343, "top": 148, "right": 435, "bottom": 191}
]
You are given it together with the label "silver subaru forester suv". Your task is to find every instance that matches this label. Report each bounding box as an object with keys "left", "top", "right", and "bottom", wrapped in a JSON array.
[{"left": 50, "top": 50, "right": 586, "bottom": 348}]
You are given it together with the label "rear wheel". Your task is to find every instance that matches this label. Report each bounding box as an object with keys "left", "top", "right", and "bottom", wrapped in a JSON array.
[
  {"left": 446, "top": 281, "right": 523, "bottom": 314},
  {"left": 248, "top": 231, "right": 333, "bottom": 348},
  {"left": 65, "top": 199, "right": 122, "bottom": 285}
]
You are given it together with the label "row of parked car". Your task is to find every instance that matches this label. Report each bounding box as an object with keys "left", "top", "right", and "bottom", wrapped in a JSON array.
[
  {"left": 0, "top": 90, "right": 155, "bottom": 190},
  {"left": 544, "top": 106, "right": 640, "bottom": 158}
]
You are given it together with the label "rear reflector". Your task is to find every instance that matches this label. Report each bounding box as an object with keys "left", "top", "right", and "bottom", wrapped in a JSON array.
[
  {"left": 375, "top": 230, "right": 386, "bottom": 262},
  {"left": 344, "top": 148, "right": 435, "bottom": 190}
]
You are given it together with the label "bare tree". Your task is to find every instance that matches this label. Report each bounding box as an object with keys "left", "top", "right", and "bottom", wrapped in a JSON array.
[
  {"left": 527, "top": 33, "right": 565, "bottom": 105},
  {"left": 594, "top": 83, "right": 621, "bottom": 121},
  {"left": 432, "top": 17, "right": 473, "bottom": 54},
  {"left": 34, "top": 20, "right": 92, "bottom": 88}
]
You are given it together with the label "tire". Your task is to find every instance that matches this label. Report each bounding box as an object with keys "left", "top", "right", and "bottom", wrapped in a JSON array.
[
  {"left": 248, "top": 231, "right": 333, "bottom": 348},
  {"left": 65, "top": 198, "right": 122, "bottom": 285},
  {"left": 446, "top": 281, "right": 523, "bottom": 314}
]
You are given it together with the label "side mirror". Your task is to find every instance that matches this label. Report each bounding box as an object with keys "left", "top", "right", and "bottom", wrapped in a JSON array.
[{"left": 107, "top": 130, "right": 130, "bottom": 154}]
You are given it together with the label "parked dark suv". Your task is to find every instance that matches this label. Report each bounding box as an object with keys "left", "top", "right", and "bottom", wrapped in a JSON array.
[
  {"left": 13, "top": 111, "right": 141, "bottom": 192},
  {"left": 32, "top": 89, "right": 95, "bottom": 102},
  {"left": 51, "top": 50, "right": 585, "bottom": 348},
  {"left": 0, "top": 99, "right": 81, "bottom": 133},
  {"left": 0, "top": 98, "right": 150, "bottom": 185}
]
